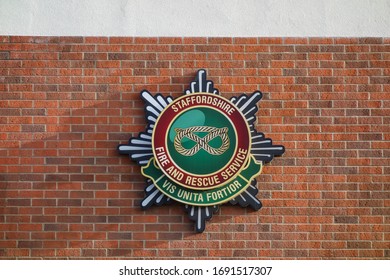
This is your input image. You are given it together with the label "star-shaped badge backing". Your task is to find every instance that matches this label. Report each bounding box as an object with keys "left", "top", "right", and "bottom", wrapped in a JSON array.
[{"left": 118, "top": 69, "right": 284, "bottom": 232}]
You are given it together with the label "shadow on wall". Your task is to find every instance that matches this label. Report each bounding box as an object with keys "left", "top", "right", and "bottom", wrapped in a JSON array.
[
  {"left": 1, "top": 75, "right": 271, "bottom": 258},
  {"left": 2, "top": 35, "right": 387, "bottom": 259}
]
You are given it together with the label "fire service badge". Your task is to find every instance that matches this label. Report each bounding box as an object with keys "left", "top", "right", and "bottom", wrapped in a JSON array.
[{"left": 118, "top": 70, "right": 284, "bottom": 232}]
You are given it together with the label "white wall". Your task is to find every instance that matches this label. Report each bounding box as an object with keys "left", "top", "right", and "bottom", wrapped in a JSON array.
[{"left": 0, "top": 0, "right": 389, "bottom": 36}]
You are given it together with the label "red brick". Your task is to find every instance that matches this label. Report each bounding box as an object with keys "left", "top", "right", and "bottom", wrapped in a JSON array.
[{"left": 0, "top": 36, "right": 388, "bottom": 260}]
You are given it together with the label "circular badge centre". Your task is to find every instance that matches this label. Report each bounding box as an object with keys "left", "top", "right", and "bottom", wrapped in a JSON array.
[
  {"left": 153, "top": 93, "right": 251, "bottom": 190},
  {"left": 167, "top": 107, "right": 236, "bottom": 175}
]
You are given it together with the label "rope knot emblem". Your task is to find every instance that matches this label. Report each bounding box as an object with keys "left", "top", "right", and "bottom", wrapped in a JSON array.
[{"left": 174, "top": 126, "right": 230, "bottom": 156}]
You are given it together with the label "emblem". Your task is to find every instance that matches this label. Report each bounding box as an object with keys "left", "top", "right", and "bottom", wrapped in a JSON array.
[{"left": 118, "top": 70, "right": 285, "bottom": 232}]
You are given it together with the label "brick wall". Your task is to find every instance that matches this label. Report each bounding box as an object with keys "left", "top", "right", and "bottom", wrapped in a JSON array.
[{"left": 0, "top": 36, "right": 389, "bottom": 259}]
